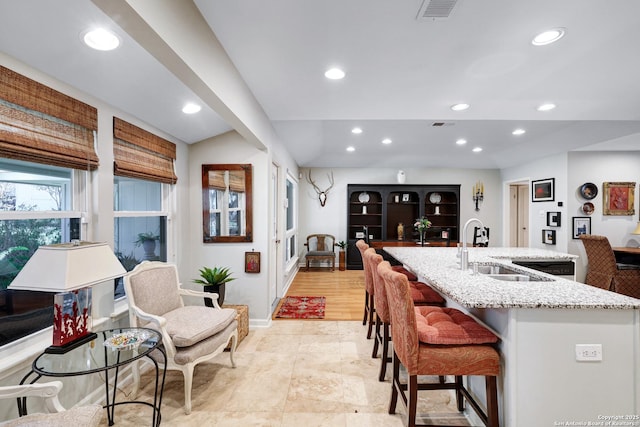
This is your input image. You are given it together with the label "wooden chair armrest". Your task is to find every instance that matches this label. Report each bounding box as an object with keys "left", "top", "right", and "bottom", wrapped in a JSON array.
[
  {"left": 0, "top": 381, "right": 65, "bottom": 413},
  {"left": 179, "top": 287, "right": 222, "bottom": 309},
  {"left": 130, "top": 305, "right": 167, "bottom": 328}
]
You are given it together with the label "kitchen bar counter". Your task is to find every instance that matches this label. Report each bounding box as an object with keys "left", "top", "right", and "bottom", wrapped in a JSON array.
[
  {"left": 382, "top": 246, "right": 640, "bottom": 426},
  {"left": 383, "top": 246, "right": 640, "bottom": 309}
]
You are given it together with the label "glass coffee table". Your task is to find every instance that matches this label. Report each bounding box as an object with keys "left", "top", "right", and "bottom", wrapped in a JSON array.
[{"left": 20, "top": 327, "right": 166, "bottom": 426}]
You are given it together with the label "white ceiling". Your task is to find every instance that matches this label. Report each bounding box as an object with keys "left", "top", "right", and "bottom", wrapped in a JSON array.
[{"left": 1, "top": 0, "right": 639, "bottom": 169}]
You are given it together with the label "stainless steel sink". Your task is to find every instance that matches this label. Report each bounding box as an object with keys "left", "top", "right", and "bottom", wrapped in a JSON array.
[{"left": 474, "top": 263, "right": 553, "bottom": 282}]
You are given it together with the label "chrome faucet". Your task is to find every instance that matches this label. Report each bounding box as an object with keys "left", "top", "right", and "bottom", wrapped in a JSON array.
[{"left": 460, "top": 218, "right": 485, "bottom": 270}]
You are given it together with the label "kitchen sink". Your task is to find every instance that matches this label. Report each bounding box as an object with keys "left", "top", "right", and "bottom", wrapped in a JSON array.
[{"left": 474, "top": 263, "right": 554, "bottom": 282}]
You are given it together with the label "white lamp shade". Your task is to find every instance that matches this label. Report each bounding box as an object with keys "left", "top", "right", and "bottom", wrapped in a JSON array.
[
  {"left": 8, "top": 242, "right": 126, "bottom": 292},
  {"left": 632, "top": 222, "right": 640, "bottom": 235}
]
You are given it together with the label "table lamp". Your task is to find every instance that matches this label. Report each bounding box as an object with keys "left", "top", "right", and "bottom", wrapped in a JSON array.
[
  {"left": 8, "top": 241, "right": 126, "bottom": 353},
  {"left": 632, "top": 222, "right": 640, "bottom": 236}
]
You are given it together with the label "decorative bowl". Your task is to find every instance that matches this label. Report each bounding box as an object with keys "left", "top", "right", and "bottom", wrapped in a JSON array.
[
  {"left": 582, "top": 202, "right": 595, "bottom": 215},
  {"left": 580, "top": 183, "right": 598, "bottom": 200}
]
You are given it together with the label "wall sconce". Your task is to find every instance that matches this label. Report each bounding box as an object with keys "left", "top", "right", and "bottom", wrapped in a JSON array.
[{"left": 472, "top": 181, "right": 484, "bottom": 211}]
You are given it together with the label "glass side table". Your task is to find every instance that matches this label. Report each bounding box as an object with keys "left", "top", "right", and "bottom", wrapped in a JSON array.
[{"left": 20, "top": 327, "right": 166, "bottom": 426}]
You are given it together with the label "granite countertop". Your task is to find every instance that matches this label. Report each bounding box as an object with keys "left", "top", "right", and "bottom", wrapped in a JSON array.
[{"left": 383, "top": 246, "right": 640, "bottom": 309}]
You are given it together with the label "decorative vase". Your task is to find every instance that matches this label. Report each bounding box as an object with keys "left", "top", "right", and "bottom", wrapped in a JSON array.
[
  {"left": 397, "top": 222, "right": 404, "bottom": 240},
  {"left": 338, "top": 251, "right": 346, "bottom": 271},
  {"left": 141, "top": 239, "right": 158, "bottom": 260},
  {"left": 203, "top": 283, "right": 225, "bottom": 307},
  {"left": 420, "top": 230, "right": 425, "bottom": 247}
]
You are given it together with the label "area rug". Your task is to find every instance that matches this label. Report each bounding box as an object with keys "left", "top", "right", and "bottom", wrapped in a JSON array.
[{"left": 275, "top": 296, "right": 326, "bottom": 319}]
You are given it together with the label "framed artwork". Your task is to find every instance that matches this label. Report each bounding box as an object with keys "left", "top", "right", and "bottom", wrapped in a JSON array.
[
  {"left": 441, "top": 230, "right": 449, "bottom": 239},
  {"left": 245, "top": 251, "right": 260, "bottom": 273},
  {"left": 532, "top": 178, "right": 555, "bottom": 202},
  {"left": 572, "top": 217, "right": 591, "bottom": 239},
  {"left": 546, "top": 211, "right": 561, "bottom": 227},
  {"left": 603, "top": 182, "right": 635, "bottom": 215},
  {"left": 542, "top": 229, "right": 556, "bottom": 245},
  {"left": 402, "top": 193, "right": 410, "bottom": 202}
]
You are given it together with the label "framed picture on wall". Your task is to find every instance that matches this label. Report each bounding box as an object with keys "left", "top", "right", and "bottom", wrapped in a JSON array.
[
  {"left": 546, "top": 211, "right": 561, "bottom": 227},
  {"left": 542, "top": 229, "right": 556, "bottom": 245},
  {"left": 532, "top": 178, "right": 555, "bottom": 202},
  {"left": 572, "top": 217, "right": 591, "bottom": 239},
  {"left": 603, "top": 182, "right": 636, "bottom": 215},
  {"left": 245, "top": 251, "right": 260, "bottom": 273}
]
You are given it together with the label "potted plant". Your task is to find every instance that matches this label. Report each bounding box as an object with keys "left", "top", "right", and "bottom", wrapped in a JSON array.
[
  {"left": 134, "top": 232, "right": 160, "bottom": 260},
  {"left": 193, "top": 266, "right": 236, "bottom": 307},
  {"left": 336, "top": 241, "right": 347, "bottom": 271}
]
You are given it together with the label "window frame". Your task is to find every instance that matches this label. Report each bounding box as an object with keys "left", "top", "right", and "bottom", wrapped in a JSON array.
[{"left": 284, "top": 173, "right": 298, "bottom": 268}]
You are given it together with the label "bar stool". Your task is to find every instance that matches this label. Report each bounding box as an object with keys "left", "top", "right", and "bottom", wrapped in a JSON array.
[
  {"left": 365, "top": 249, "right": 445, "bottom": 381},
  {"left": 356, "top": 239, "right": 375, "bottom": 338},
  {"left": 378, "top": 261, "right": 501, "bottom": 427}
]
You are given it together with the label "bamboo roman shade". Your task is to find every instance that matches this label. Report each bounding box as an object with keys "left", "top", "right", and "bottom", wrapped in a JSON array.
[
  {"left": 0, "top": 65, "right": 99, "bottom": 170},
  {"left": 206, "top": 170, "right": 246, "bottom": 193},
  {"left": 113, "top": 117, "right": 177, "bottom": 184}
]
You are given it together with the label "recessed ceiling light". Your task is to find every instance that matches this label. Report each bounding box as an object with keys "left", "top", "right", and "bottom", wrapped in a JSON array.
[
  {"left": 537, "top": 103, "right": 556, "bottom": 112},
  {"left": 182, "top": 103, "right": 201, "bottom": 114},
  {"left": 351, "top": 127, "right": 362, "bottom": 134},
  {"left": 382, "top": 138, "right": 392, "bottom": 145},
  {"left": 456, "top": 138, "right": 467, "bottom": 145},
  {"left": 346, "top": 146, "right": 355, "bottom": 152},
  {"left": 512, "top": 129, "right": 526, "bottom": 135},
  {"left": 324, "top": 68, "right": 345, "bottom": 80},
  {"left": 83, "top": 28, "right": 120, "bottom": 51},
  {"left": 532, "top": 28, "right": 566, "bottom": 46},
  {"left": 472, "top": 147, "right": 483, "bottom": 153},
  {"left": 451, "top": 103, "right": 470, "bottom": 111}
]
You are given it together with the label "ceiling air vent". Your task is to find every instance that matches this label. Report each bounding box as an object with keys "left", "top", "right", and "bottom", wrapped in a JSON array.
[
  {"left": 431, "top": 122, "right": 455, "bottom": 127},
  {"left": 417, "top": 0, "right": 459, "bottom": 20}
]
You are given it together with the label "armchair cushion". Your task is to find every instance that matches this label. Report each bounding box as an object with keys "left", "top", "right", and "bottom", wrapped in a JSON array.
[
  {"left": 173, "top": 320, "right": 238, "bottom": 365},
  {"left": 415, "top": 306, "right": 499, "bottom": 345},
  {"left": 160, "top": 306, "right": 237, "bottom": 347},
  {"left": 1, "top": 405, "right": 102, "bottom": 427}
]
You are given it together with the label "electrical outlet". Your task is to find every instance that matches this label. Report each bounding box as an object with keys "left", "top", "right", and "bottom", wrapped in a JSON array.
[{"left": 575, "top": 344, "right": 602, "bottom": 362}]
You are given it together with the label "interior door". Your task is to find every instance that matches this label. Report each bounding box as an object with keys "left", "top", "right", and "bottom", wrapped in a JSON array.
[
  {"left": 269, "top": 163, "right": 281, "bottom": 307},
  {"left": 517, "top": 185, "right": 529, "bottom": 247}
]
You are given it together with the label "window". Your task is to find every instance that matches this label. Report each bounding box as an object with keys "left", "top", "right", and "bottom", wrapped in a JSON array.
[
  {"left": 285, "top": 174, "right": 297, "bottom": 264},
  {"left": 0, "top": 159, "right": 84, "bottom": 346},
  {"left": 113, "top": 176, "right": 169, "bottom": 299}
]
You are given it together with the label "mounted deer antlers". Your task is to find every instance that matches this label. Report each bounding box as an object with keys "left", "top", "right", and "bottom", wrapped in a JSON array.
[{"left": 306, "top": 170, "right": 334, "bottom": 207}]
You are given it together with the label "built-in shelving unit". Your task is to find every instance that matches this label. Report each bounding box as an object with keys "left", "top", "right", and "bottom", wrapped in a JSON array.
[{"left": 346, "top": 184, "right": 460, "bottom": 269}]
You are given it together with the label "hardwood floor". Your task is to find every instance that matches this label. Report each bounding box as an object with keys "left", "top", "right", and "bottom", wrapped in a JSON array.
[{"left": 273, "top": 267, "right": 365, "bottom": 321}]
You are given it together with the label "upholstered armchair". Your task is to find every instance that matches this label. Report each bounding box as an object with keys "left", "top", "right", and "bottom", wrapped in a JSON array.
[
  {"left": 124, "top": 261, "right": 238, "bottom": 414},
  {"left": 304, "top": 234, "right": 337, "bottom": 271},
  {"left": 0, "top": 381, "right": 102, "bottom": 427}
]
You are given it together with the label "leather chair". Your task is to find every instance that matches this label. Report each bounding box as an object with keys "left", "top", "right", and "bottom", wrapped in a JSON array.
[
  {"left": 304, "top": 234, "right": 336, "bottom": 271},
  {"left": 0, "top": 381, "right": 102, "bottom": 427},
  {"left": 579, "top": 234, "right": 640, "bottom": 298},
  {"left": 378, "top": 261, "right": 501, "bottom": 427},
  {"left": 124, "top": 261, "right": 238, "bottom": 414}
]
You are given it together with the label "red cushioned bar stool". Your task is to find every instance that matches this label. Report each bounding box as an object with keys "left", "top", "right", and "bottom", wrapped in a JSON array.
[
  {"left": 366, "top": 252, "right": 445, "bottom": 382},
  {"left": 379, "top": 261, "right": 501, "bottom": 427}
]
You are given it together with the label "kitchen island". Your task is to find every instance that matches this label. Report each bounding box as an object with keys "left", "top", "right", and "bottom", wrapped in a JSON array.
[{"left": 384, "top": 246, "right": 640, "bottom": 427}]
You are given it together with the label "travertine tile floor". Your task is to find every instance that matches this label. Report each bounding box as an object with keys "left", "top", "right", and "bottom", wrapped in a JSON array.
[{"left": 101, "top": 321, "right": 470, "bottom": 426}]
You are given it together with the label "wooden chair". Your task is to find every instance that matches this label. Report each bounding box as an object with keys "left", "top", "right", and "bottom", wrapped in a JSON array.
[
  {"left": 0, "top": 381, "right": 102, "bottom": 427},
  {"left": 365, "top": 248, "right": 445, "bottom": 382},
  {"left": 473, "top": 226, "right": 490, "bottom": 247},
  {"left": 304, "top": 234, "right": 336, "bottom": 271},
  {"left": 124, "top": 261, "right": 238, "bottom": 414},
  {"left": 579, "top": 234, "right": 640, "bottom": 298},
  {"left": 378, "top": 261, "right": 501, "bottom": 427}
]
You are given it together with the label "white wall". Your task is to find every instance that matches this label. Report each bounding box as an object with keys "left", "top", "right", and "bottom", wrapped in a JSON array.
[
  {"left": 298, "top": 167, "right": 502, "bottom": 259},
  {"left": 567, "top": 151, "right": 640, "bottom": 281},
  {"left": 188, "top": 131, "right": 272, "bottom": 322},
  {"left": 501, "top": 152, "right": 569, "bottom": 252}
]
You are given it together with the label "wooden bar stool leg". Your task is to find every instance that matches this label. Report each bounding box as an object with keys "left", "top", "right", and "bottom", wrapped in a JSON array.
[
  {"left": 455, "top": 375, "right": 464, "bottom": 412},
  {"left": 389, "top": 353, "right": 400, "bottom": 415},
  {"left": 366, "top": 294, "right": 375, "bottom": 339},
  {"left": 372, "top": 315, "right": 381, "bottom": 358},
  {"left": 362, "top": 291, "right": 369, "bottom": 325},
  {"left": 378, "top": 322, "right": 390, "bottom": 382},
  {"left": 486, "top": 375, "right": 499, "bottom": 427},
  {"left": 407, "top": 375, "right": 418, "bottom": 427}
]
